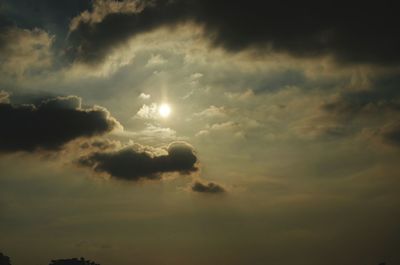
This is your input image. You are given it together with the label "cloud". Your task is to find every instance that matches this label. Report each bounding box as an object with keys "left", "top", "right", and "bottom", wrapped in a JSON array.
[
  {"left": 80, "top": 138, "right": 122, "bottom": 151},
  {"left": 145, "top": 54, "right": 167, "bottom": 67},
  {"left": 0, "top": 90, "right": 9, "bottom": 103},
  {"left": 0, "top": 95, "right": 122, "bottom": 152},
  {"left": 380, "top": 122, "right": 400, "bottom": 147},
  {"left": 67, "top": 0, "right": 154, "bottom": 63},
  {"left": 134, "top": 103, "right": 159, "bottom": 120},
  {"left": 78, "top": 141, "right": 198, "bottom": 181},
  {"left": 295, "top": 73, "right": 400, "bottom": 141},
  {"left": 68, "top": 0, "right": 400, "bottom": 65},
  {"left": 0, "top": 26, "right": 54, "bottom": 78},
  {"left": 120, "top": 125, "right": 178, "bottom": 144},
  {"left": 194, "top": 105, "right": 226, "bottom": 119},
  {"left": 225, "top": 89, "right": 255, "bottom": 101},
  {"left": 191, "top": 180, "right": 225, "bottom": 194},
  {"left": 138, "top": 93, "right": 151, "bottom": 100},
  {"left": 322, "top": 87, "right": 400, "bottom": 119},
  {"left": 69, "top": 0, "right": 145, "bottom": 31},
  {"left": 294, "top": 116, "right": 348, "bottom": 140},
  {"left": 190, "top": 73, "right": 203, "bottom": 80},
  {"left": 196, "top": 121, "right": 244, "bottom": 138}
]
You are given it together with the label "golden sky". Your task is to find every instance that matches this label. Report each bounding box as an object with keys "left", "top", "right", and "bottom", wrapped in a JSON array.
[{"left": 0, "top": 1, "right": 400, "bottom": 265}]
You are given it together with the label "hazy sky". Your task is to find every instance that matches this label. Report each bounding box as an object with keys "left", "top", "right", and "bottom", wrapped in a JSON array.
[{"left": 1, "top": 1, "right": 400, "bottom": 265}]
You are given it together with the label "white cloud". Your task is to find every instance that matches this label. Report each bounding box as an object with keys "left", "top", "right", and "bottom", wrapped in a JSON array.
[
  {"left": 139, "top": 93, "right": 151, "bottom": 100},
  {"left": 225, "top": 89, "right": 254, "bottom": 101},
  {"left": 194, "top": 105, "right": 226, "bottom": 118},
  {"left": 134, "top": 103, "right": 159, "bottom": 120},
  {"left": 190, "top": 72, "right": 204, "bottom": 80},
  {"left": 196, "top": 121, "right": 242, "bottom": 138},
  {"left": 145, "top": 54, "right": 167, "bottom": 67},
  {"left": 209, "top": 121, "right": 238, "bottom": 131},
  {"left": 70, "top": 0, "right": 145, "bottom": 31},
  {"left": 117, "top": 125, "right": 180, "bottom": 145}
]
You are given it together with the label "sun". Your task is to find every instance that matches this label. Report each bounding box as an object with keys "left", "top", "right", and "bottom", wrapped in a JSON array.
[{"left": 158, "top": 103, "right": 171, "bottom": 118}]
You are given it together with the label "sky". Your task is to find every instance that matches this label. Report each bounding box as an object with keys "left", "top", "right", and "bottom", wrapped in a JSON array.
[{"left": 0, "top": 1, "right": 400, "bottom": 265}]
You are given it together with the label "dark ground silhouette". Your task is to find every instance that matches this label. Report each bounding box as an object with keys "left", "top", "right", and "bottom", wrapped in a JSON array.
[
  {"left": 0, "top": 252, "right": 389, "bottom": 265},
  {"left": 49, "top": 258, "right": 99, "bottom": 265},
  {"left": 0, "top": 253, "right": 11, "bottom": 265}
]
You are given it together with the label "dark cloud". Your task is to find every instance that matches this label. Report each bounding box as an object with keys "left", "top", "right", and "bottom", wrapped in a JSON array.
[
  {"left": 0, "top": 94, "right": 121, "bottom": 152},
  {"left": 381, "top": 122, "right": 400, "bottom": 147},
  {"left": 323, "top": 91, "right": 400, "bottom": 119},
  {"left": 78, "top": 141, "right": 198, "bottom": 181},
  {"left": 191, "top": 181, "right": 225, "bottom": 194},
  {"left": 323, "top": 73, "right": 400, "bottom": 118},
  {"left": 0, "top": 16, "right": 12, "bottom": 49},
  {"left": 314, "top": 74, "right": 400, "bottom": 143},
  {"left": 80, "top": 138, "right": 121, "bottom": 151},
  {"left": 67, "top": 0, "right": 187, "bottom": 63},
  {"left": 68, "top": 0, "right": 400, "bottom": 65}
]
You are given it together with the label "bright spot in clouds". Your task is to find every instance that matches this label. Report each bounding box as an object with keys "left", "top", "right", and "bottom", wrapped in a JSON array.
[
  {"left": 139, "top": 93, "right": 151, "bottom": 100},
  {"left": 159, "top": 103, "right": 171, "bottom": 118}
]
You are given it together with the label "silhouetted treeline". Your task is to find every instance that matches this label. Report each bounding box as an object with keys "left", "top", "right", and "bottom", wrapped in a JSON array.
[
  {"left": 49, "top": 258, "right": 99, "bottom": 265},
  {"left": 0, "top": 253, "right": 11, "bottom": 265},
  {"left": 0, "top": 252, "right": 390, "bottom": 265},
  {"left": 0, "top": 254, "right": 100, "bottom": 265}
]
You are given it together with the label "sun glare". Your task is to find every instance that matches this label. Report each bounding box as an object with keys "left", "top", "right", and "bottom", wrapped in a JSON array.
[{"left": 159, "top": 103, "right": 171, "bottom": 118}]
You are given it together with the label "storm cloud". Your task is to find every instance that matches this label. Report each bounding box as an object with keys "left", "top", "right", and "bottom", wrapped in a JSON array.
[
  {"left": 68, "top": 0, "right": 400, "bottom": 65},
  {"left": 305, "top": 72, "right": 400, "bottom": 142},
  {"left": 78, "top": 141, "right": 198, "bottom": 181},
  {"left": 323, "top": 89, "right": 400, "bottom": 118},
  {"left": 191, "top": 181, "right": 225, "bottom": 194},
  {"left": 0, "top": 94, "right": 121, "bottom": 152},
  {"left": 380, "top": 122, "right": 400, "bottom": 147}
]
